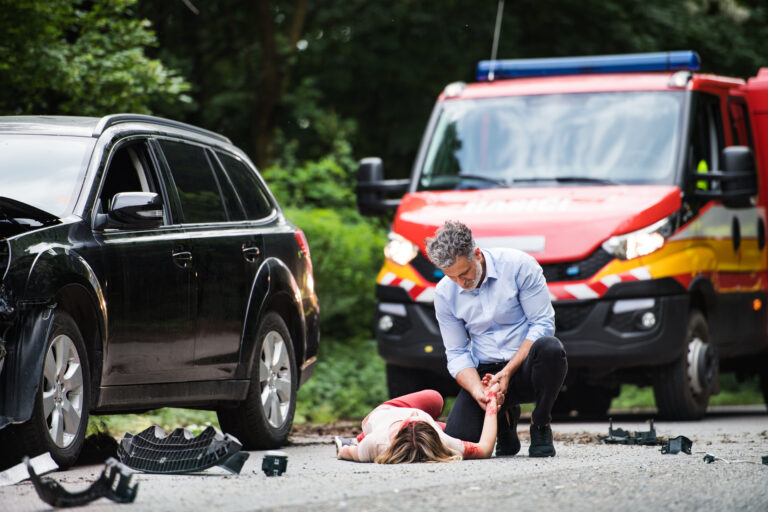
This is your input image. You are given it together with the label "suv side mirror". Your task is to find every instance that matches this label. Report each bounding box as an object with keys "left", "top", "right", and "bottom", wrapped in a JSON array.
[
  {"left": 94, "top": 192, "right": 163, "bottom": 229},
  {"left": 355, "top": 157, "right": 409, "bottom": 216},
  {"left": 692, "top": 146, "right": 757, "bottom": 208}
]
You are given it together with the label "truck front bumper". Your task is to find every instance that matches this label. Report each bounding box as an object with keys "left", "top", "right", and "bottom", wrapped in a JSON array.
[{"left": 375, "top": 279, "right": 689, "bottom": 373}]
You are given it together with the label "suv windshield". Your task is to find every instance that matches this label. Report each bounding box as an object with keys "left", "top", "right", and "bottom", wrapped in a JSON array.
[
  {"left": 0, "top": 135, "right": 94, "bottom": 218},
  {"left": 418, "top": 91, "right": 684, "bottom": 191}
]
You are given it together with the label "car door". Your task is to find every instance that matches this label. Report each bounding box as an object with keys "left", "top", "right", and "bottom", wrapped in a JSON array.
[
  {"left": 92, "top": 137, "right": 196, "bottom": 385},
  {"left": 155, "top": 139, "right": 263, "bottom": 379}
]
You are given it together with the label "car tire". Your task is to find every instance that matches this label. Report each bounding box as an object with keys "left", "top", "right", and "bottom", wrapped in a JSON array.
[
  {"left": 16, "top": 310, "right": 91, "bottom": 469},
  {"left": 218, "top": 312, "right": 296, "bottom": 449},
  {"left": 653, "top": 310, "right": 716, "bottom": 420}
]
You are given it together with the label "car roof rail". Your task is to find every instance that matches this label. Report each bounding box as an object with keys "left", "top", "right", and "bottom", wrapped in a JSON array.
[{"left": 94, "top": 114, "right": 231, "bottom": 144}]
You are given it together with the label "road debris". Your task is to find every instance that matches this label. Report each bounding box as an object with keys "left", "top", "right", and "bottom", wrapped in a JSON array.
[
  {"left": 262, "top": 451, "right": 288, "bottom": 476},
  {"left": 703, "top": 453, "right": 767, "bottom": 465},
  {"left": 661, "top": 436, "right": 692, "bottom": 455},
  {"left": 0, "top": 452, "right": 58, "bottom": 487},
  {"left": 26, "top": 456, "right": 137, "bottom": 507},
  {"left": 118, "top": 426, "right": 249, "bottom": 474},
  {"left": 598, "top": 418, "right": 658, "bottom": 445}
]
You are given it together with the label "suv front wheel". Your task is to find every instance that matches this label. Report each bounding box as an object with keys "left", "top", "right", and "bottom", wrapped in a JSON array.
[
  {"left": 19, "top": 310, "right": 91, "bottom": 469},
  {"left": 218, "top": 312, "right": 297, "bottom": 449}
]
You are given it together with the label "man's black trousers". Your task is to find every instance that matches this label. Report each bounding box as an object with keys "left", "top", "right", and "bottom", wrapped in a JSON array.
[{"left": 444, "top": 336, "right": 568, "bottom": 443}]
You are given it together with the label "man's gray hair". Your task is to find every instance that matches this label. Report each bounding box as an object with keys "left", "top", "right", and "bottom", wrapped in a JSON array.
[{"left": 425, "top": 220, "right": 476, "bottom": 269}]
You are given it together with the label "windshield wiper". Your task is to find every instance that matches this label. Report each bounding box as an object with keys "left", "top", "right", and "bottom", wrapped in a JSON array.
[
  {"left": 456, "top": 174, "right": 507, "bottom": 188},
  {"left": 552, "top": 176, "right": 619, "bottom": 185}
]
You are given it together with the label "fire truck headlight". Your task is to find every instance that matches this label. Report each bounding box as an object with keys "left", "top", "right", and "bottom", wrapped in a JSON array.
[
  {"left": 602, "top": 218, "right": 672, "bottom": 260},
  {"left": 384, "top": 232, "right": 419, "bottom": 266}
]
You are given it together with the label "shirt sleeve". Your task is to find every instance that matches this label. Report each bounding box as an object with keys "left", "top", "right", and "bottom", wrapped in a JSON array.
[
  {"left": 516, "top": 252, "right": 555, "bottom": 342},
  {"left": 355, "top": 434, "right": 379, "bottom": 462},
  {"left": 434, "top": 290, "right": 475, "bottom": 378}
]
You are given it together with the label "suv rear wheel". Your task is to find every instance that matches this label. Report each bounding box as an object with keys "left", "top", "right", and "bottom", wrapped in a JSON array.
[
  {"left": 19, "top": 310, "right": 90, "bottom": 469},
  {"left": 218, "top": 312, "right": 296, "bottom": 449}
]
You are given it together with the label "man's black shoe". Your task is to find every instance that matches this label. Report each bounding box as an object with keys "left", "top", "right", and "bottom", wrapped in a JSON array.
[
  {"left": 529, "top": 424, "right": 556, "bottom": 457},
  {"left": 494, "top": 405, "right": 521, "bottom": 456}
]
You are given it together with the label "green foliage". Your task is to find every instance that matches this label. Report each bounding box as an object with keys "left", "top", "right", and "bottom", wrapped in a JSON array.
[
  {"left": 295, "top": 337, "right": 388, "bottom": 423},
  {"left": 283, "top": 207, "right": 386, "bottom": 339},
  {"left": 88, "top": 409, "right": 218, "bottom": 438},
  {"left": 0, "top": 0, "right": 190, "bottom": 115}
]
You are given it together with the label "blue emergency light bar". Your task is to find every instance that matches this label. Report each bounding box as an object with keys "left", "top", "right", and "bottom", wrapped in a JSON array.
[{"left": 477, "top": 51, "right": 700, "bottom": 81}]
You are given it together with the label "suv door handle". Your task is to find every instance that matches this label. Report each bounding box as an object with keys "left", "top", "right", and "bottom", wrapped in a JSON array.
[
  {"left": 242, "top": 245, "right": 260, "bottom": 263},
  {"left": 172, "top": 250, "right": 193, "bottom": 269}
]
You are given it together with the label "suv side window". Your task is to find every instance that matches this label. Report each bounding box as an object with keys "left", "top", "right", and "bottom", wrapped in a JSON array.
[
  {"left": 100, "top": 140, "right": 159, "bottom": 210},
  {"left": 208, "top": 150, "right": 247, "bottom": 222},
  {"left": 159, "top": 140, "right": 227, "bottom": 224},
  {"left": 216, "top": 151, "right": 273, "bottom": 220},
  {"left": 688, "top": 92, "right": 724, "bottom": 192}
]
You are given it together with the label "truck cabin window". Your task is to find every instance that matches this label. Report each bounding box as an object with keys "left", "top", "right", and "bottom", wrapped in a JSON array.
[{"left": 418, "top": 91, "right": 685, "bottom": 191}]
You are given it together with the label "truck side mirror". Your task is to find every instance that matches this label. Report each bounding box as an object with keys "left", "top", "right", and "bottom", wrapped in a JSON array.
[
  {"left": 721, "top": 146, "right": 757, "bottom": 208},
  {"left": 355, "top": 157, "right": 409, "bottom": 216}
]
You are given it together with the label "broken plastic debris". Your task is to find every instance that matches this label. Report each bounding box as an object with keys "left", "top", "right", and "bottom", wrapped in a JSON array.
[
  {"left": 26, "top": 456, "right": 137, "bottom": 507},
  {"left": 661, "top": 436, "right": 692, "bottom": 455},
  {"left": 0, "top": 452, "right": 58, "bottom": 487},
  {"left": 262, "top": 451, "right": 288, "bottom": 476},
  {"left": 599, "top": 418, "right": 658, "bottom": 445},
  {"left": 704, "top": 453, "right": 765, "bottom": 465},
  {"left": 118, "top": 426, "right": 249, "bottom": 474}
]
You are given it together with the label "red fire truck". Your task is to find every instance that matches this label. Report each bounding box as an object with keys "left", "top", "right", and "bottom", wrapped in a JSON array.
[{"left": 357, "top": 51, "right": 768, "bottom": 419}]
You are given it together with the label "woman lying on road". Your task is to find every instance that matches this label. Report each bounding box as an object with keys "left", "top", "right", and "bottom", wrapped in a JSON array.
[{"left": 336, "top": 386, "right": 499, "bottom": 463}]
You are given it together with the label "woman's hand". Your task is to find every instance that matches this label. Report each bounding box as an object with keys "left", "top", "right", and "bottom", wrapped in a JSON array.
[{"left": 485, "top": 382, "right": 500, "bottom": 416}]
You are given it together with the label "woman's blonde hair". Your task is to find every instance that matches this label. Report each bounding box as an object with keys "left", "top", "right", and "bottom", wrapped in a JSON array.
[{"left": 374, "top": 420, "right": 462, "bottom": 464}]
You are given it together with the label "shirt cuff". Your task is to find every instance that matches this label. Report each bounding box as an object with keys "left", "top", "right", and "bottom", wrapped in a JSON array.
[{"left": 446, "top": 353, "right": 477, "bottom": 379}]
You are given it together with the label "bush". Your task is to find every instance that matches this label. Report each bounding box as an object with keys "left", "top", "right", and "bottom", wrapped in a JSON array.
[
  {"left": 284, "top": 206, "right": 386, "bottom": 340},
  {"left": 295, "top": 337, "right": 387, "bottom": 423}
]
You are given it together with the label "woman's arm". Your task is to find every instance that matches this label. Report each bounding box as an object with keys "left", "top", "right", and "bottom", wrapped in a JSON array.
[
  {"left": 338, "top": 445, "right": 361, "bottom": 462},
  {"left": 461, "top": 385, "right": 500, "bottom": 459}
]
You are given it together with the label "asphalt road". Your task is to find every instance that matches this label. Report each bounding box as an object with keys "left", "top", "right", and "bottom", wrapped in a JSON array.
[{"left": 2, "top": 406, "right": 767, "bottom": 512}]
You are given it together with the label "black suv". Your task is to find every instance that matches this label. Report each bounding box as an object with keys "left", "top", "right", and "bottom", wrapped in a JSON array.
[{"left": 0, "top": 115, "right": 319, "bottom": 468}]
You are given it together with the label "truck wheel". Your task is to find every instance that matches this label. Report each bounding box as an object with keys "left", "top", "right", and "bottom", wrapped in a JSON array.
[
  {"left": 653, "top": 310, "right": 716, "bottom": 420},
  {"left": 385, "top": 364, "right": 458, "bottom": 398},
  {"left": 218, "top": 312, "right": 296, "bottom": 449},
  {"left": 17, "top": 310, "right": 91, "bottom": 469}
]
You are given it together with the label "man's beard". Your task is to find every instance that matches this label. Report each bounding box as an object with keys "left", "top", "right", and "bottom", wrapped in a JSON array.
[{"left": 462, "top": 258, "right": 483, "bottom": 290}]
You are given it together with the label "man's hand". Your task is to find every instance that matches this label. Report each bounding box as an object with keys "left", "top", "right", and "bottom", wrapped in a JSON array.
[
  {"left": 482, "top": 373, "right": 505, "bottom": 406},
  {"left": 488, "top": 370, "right": 511, "bottom": 397}
]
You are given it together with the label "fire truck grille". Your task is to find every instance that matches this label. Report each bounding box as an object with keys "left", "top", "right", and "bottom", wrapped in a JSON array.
[
  {"left": 541, "top": 249, "right": 614, "bottom": 283},
  {"left": 554, "top": 302, "right": 596, "bottom": 333}
]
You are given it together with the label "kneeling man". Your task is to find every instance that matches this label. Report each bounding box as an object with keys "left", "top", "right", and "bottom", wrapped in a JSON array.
[{"left": 426, "top": 220, "right": 568, "bottom": 457}]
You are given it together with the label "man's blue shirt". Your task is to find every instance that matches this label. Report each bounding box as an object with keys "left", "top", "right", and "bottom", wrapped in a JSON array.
[{"left": 434, "top": 248, "right": 555, "bottom": 378}]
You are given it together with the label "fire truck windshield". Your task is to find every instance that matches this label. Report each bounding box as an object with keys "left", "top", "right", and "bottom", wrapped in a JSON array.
[{"left": 418, "top": 91, "right": 684, "bottom": 191}]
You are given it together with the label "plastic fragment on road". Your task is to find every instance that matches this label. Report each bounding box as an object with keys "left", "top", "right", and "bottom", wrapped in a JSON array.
[
  {"left": 661, "top": 436, "right": 692, "bottom": 455},
  {"left": 0, "top": 452, "right": 58, "bottom": 487},
  {"left": 262, "top": 451, "right": 288, "bottom": 476},
  {"left": 26, "top": 456, "right": 137, "bottom": 507},
  {"left": 118, "top": 425, "right": 249, "bottom": 474},
  {"left": 704, "top": 453, "right": 766, "bottom": 465},
  {"left": 599, "top": 418, "right": 659, "bottom": 445}
]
